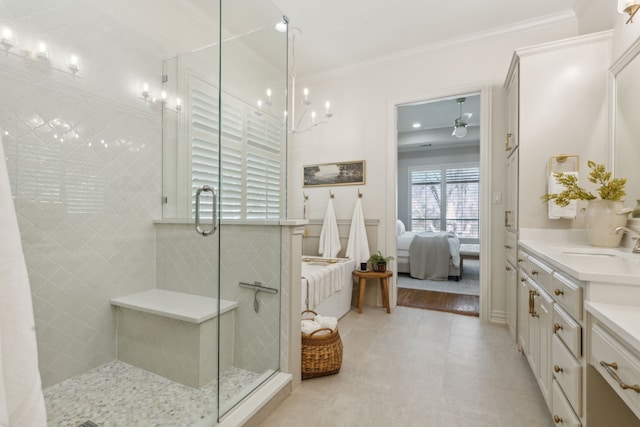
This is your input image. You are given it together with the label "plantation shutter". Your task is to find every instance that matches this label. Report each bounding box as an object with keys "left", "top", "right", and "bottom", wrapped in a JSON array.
[
  {"left": 246, "top": 113, "right": 283, "bottom": 219},
  {"left": 445, "top": 167, "right": 479, "bottom": 238},
  {"left": 189, "top": 75, "right": 283, "bottom": 220}
]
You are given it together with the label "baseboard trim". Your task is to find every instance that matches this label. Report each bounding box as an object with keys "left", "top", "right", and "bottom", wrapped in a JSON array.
[{"left": 490, "top": 310, "right": 507, "bottom": 324}]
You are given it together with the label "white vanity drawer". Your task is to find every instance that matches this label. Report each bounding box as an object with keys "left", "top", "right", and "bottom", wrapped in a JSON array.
[
  {"left": 527, "top": 255, "right": 553, "bottom": 294},
  {"left": 552, "top": 335, "right": 582, "bottom": 416},
  {"left": 552, "top": 272, "right": 583, "bottom": 320},
  {"left": 552, "top": 380, "right": 582, "bottom": 427},
  {"left": 553, "top": 304, "right": 581, "bottom": 358},
  {"left": 591, "top": 323, "right": 640, "bottom": 419}
]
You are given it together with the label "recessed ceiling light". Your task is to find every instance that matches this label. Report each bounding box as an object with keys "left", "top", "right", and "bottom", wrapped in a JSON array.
[{"left": 412, "top": 122, "right": 421, "bottom": 129}]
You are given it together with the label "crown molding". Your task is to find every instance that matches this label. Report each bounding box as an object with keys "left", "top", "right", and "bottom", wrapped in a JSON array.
[{"left": 300, "top": 11, "right": 578, "bottom": 83}]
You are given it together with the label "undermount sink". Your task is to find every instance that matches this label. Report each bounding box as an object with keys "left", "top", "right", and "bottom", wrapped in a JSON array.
[
  {"left": 554, "top": 247, "right": 638, "bottom": 261},
  {"left": 561, "top": 250, "right": 615, "bottom": 258}
]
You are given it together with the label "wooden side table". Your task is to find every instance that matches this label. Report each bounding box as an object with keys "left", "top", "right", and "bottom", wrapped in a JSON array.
[{"left": 352, "top": 270, "right": 392, "bottom": 314}]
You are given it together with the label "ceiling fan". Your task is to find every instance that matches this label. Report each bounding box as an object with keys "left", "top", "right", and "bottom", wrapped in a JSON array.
[{"left": 452, "top": 97, "right": 472, "bottom": 138}]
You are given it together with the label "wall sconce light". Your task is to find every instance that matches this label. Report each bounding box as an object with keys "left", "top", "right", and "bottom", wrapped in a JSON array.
[
  {"left": 68, "top": 54, "right": 79, "bottom": 74},
  {"left": 140, "top": 82, "right": 150, "bottom": 100},
  {"left": 1, "top": 27, "right": 15, "bottom": 52},
  {"left": 618, "top": 0, "right": 640, "bottom": 24},
  {"left": 36, "top": 41, "right": 48, "bottom": 59}
]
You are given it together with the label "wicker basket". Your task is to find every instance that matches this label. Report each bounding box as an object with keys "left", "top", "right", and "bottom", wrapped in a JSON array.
[{"left": 301, "top": 310, "right": 343, "bottom": 380}]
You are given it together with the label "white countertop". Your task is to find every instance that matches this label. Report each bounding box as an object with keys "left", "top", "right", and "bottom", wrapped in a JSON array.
[
  {"left": 586, "top": 301, "right": 640, "bottom": 353},
  {"left": 518, "top": 229, "right": 640, "bottom": 285}
]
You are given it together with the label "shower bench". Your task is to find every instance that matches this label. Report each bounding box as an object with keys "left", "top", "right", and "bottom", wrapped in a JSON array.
[{"left": 110, "top": 289, "right": 238, "bottom": 388}]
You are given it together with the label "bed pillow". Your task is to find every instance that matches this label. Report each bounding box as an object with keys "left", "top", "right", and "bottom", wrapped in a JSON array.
[{"left": 396, "top": 219, "right": 406, "bottom": 235}]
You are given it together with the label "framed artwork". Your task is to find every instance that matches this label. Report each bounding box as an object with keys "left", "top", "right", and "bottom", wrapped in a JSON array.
[{"left": 303, "top": 160, "right": 366, "bottom": 187}]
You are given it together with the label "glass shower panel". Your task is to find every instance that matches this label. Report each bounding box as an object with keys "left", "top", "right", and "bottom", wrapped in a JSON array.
[{"left": 218, "top": 0, "right": 288, "bottom": 416}]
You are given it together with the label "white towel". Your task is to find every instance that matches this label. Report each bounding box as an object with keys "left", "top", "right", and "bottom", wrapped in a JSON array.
[
  {"left": 318, "top": 198, "right": 341, "bottom": 257},
  {"left": 345, "top": 198, "right": 370, "bottom": 264},
  {"left": 301, "top": 319, "right": 322, "bottom": 335},
  {"left": 548, "top": 171, "right": 578, "bottom": 219},
  {"left": 314, "top": 315, "right": 338, "bottom": 331},
  {"left": 0, "top": 137, "right": 47, "bottom": 426}
]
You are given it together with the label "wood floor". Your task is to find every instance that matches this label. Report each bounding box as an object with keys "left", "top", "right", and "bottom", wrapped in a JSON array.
[{"left": 397, "top": 287, "right": 479, "bottom": 316}]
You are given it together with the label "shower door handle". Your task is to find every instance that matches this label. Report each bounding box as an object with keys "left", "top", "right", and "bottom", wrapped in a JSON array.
[{"left": 195, "top": 185, "right": 217, "bottom": 236}]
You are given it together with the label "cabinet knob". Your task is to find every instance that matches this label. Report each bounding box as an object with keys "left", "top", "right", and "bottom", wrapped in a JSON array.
[
  {"left": 531, "top": 269, "right": 538, "bottom": 275},
  {"left": 554, "top": 288, "right": 564, "bottom": 296},
  {"left": 554, "top": 365, "right": 564, "bottom": 373},
  {"left": 520, "top": 277, "right": 527, "bottom": 282},
  {"left": 553, "top": 415, "right": 563, "bottom": 424},
  {"left": 505, "top": 266, "right": 512, "bottom": 271},
  {"left": 517, "top": 258, "right": 524, "bottom": 263},
  {"left": 554, "top": 323, "right": 563, "bottom": 333},
  {"left": 504, "top": 245, "right": 512, "bottom": 249},
  {"left": 531, "top": 311, "right": 539, "bottom": 318}
]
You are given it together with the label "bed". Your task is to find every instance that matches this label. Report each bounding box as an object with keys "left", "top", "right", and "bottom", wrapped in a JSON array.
[
  {"left": 396, "top": 220, "right": 461, "bottom": 280},
  {"left": 301, "top": 257, "right": 356, "bottom": 319}
]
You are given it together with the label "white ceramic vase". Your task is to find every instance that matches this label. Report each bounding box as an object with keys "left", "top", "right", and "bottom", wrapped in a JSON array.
[{"left": 584, "top": 200, "right": 629, "bottom": 247}]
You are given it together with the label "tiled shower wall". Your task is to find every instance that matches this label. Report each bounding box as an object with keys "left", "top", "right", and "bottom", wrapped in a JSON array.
[
  {"left": 156, "top": 223, "right": 282, "bottom": 375},
  {"left": 0, "top": 0, "right": 164, "bottom": 387}
]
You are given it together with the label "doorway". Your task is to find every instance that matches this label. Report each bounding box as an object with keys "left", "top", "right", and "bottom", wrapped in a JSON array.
[{"left": 386, "top": 87, "right": 491, "bottom": 319}]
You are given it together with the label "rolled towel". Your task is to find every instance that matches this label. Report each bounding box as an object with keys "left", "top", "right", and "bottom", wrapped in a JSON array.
[
  {"left": 314, "top": 314, "right": 338, "bottom": 331},
  {"left": 548, "top": 172, "right": 578, "bottom": 219},
  {"left": 301, "top": 319, "right": 323, "bottom": 335}
]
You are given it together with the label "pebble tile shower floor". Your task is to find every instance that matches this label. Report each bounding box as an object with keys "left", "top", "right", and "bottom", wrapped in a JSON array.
[{"left": 44, "top": 361, "right": 262, "bottom": 426}]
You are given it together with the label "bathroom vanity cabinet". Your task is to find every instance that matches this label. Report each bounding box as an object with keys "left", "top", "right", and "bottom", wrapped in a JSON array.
[{"left": 518, "top": 236, "right": 640, "bottom": 427}]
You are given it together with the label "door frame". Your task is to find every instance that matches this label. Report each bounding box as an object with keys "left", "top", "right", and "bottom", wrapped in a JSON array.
[{"left": 385, "top": 83, "right": 492, "bottom": 320}]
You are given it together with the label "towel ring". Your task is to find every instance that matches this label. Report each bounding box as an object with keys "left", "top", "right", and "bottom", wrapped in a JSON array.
[{"left": 329, "top": 190, "right": 334, "bottom": 199}]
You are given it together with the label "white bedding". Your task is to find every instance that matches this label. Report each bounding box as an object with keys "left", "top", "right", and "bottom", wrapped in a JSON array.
[{"left": 397, "top": 231, "right": 460, "bottom": 267}]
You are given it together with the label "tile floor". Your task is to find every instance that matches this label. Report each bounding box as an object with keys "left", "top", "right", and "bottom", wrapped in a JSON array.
[{"left": 259, "top": 306, "right": 555, "bottom": 427}]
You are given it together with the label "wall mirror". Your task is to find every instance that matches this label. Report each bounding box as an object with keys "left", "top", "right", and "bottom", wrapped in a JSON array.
[{"left": 612, "top": 37, "right": 640, "bottom": 207}]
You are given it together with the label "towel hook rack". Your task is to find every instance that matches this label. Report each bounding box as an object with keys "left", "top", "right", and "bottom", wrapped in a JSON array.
[
  {"left": 329, "top": 190, "right": 334, "bottom": 199},
  {"left": 358, "top": 189, "right": 363, "bottom": 198},
  {"left": 303, "top": 192, "right": 309, "bottom": 202}
]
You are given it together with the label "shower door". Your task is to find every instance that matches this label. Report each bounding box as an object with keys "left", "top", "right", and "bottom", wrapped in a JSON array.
[
  {"left": 162, "top": 0, "right": 287, "bottom": 419},
  {"left": 217, "top": 0, "right": 288, "bottom": 416}
]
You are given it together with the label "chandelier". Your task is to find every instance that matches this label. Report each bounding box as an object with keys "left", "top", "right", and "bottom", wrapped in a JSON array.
[{"left": 279, "top": 23, "right": 333, "bottom": 134}]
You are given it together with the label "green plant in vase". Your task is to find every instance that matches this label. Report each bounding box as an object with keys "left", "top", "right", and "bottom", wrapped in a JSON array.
[
  {"left": 368, "top": 251, "right": 394, "bottom": 272},
  {"left": 542, "top": 161, "right": 630, "bottom": 247}
]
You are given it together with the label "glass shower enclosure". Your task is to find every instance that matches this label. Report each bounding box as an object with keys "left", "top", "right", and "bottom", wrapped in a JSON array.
[
  {"left": 0, "top": 0, "right": 287, "bottom": 424},
  {"left": 160, "top": 0, "right": 288, "bottom": 418}
]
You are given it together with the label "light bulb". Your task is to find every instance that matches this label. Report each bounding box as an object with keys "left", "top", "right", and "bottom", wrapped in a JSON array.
[
  {"left": 452, "top": 125, "right": 467, "bottom": 138},
  {"left": 275, "top": 19, "right": 287, "bottom": 33},
  {"left": 1, "top": 27, "right": 14, "bottom": 51},
  {"left": 68, "top": 54, "right": 79, "bottom": 73},
  {"left": 37, "top": 41, "right": 48, "bottom": 59},
  {"left": 303, "top": 88, "right": 310, "bottom": 105}
]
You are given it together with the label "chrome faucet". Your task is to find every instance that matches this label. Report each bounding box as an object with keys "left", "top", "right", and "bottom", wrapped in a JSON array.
[{"left": 611, "top": 226, "right": 640, "bottom": 253}]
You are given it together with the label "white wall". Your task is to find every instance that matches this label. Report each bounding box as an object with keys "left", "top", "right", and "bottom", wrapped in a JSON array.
[{"left": 287, "top": 19, "right": 580, "bottom": 319}]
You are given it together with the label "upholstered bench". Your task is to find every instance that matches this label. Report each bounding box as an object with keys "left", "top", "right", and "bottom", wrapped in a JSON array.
[{"left": 459, "top": 243, "right": 480, "bottom": 278}]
